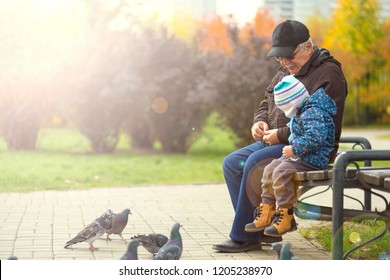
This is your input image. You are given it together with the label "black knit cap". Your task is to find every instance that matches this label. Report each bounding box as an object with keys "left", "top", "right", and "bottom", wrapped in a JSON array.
[{"left": 267, "top": 19, "right": 310, "bottom": 57}]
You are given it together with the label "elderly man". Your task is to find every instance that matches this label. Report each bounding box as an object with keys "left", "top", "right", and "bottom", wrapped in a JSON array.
[{"left": 212, "top": 19, "right": 347, "bottom": 253}]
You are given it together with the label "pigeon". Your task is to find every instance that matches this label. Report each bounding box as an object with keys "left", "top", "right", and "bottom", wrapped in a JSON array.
[
  {"left": 271, "top": 242, "right": 283, "bottom": 260},
  {"left": 280, "top": 242, "right": 297, "bottom": 260},
  {"left": 64, "top": 211, "right": 111, "bottom": 251},
  {"left": 153, "top": 223, "right": 183, "bottom": 260},
  {"left": 379, "top": 252, "right": 390, "bottom": 260},
  {"left": 105, "top": 208, "right": 132, "bottom": 242},
  {"left": 100, "top": 209, "right": 115, "bottom": 230},
  {"left": 271, "top": 242, "right": 299, "bottom": 260},
  {"left": 91, "top": 209, "right": 115, "bottom": 235},
  {"left": 131, "top": 233, "right": 168, "bottom": 255},
  {"left": 120, "top": 238, "right": 141, "bottom": 260}
]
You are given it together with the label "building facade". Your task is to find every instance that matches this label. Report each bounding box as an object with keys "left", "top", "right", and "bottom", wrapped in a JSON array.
[
  {"left": 174, "top": 0, "right": 217, "bottom": 21},
  {"left": 261, "top": 0, "right": 389, "bottom": 23}
]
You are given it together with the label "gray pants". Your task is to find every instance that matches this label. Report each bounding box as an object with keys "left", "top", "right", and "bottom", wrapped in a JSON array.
[{"left": 261, "top": 157, "right": 321, "bottom": 208}]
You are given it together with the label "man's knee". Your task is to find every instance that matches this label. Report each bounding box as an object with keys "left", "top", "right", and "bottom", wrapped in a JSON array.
[{"left": 223, "top": 152, "right": 242, "bottom": 173}]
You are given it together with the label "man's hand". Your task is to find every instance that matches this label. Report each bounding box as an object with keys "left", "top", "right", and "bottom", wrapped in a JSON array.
[
  {"left": 282, "top": 145, "right": 294, "bottom": 158},
  {"left": 251, "top": 121, "right": 269, "bottom": 141},
  {"left": 263, "top": 129, "right": 280, "bottom": 145}
]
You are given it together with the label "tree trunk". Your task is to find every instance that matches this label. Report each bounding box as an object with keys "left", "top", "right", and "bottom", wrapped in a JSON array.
[{"left": 5, "top": 105, "right": 40, "bottom": 150}]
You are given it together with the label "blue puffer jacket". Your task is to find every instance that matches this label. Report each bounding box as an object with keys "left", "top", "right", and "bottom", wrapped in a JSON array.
[{"left": 289, "top": 87, "right": 337, "bottom": 169}]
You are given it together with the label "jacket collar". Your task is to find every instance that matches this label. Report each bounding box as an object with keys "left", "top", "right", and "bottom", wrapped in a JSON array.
[
  {"left": 277, "top": 46, "right": 342, "bottom": 77},
  {"left": 295, "top": 46, "right": 342, "bottom": 77}
]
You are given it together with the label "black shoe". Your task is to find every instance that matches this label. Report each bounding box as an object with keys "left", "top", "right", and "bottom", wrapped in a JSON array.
[
  {"left": 212, "top": 239, "right": 261, "bottom": 253},
  {"left": 260, "top": 234, "right": 283, "bottom": 244}
]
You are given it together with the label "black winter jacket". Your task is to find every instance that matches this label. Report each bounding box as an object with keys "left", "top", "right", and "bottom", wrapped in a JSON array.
[{"left": 253, "top": 46, "right": 347, "bottom": 162}]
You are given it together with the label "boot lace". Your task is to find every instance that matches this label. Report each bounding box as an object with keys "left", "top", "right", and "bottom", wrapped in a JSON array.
[
  {"left": 273, "top": 210, "right": 283, "bottom": 225},
  {"left": 253, "top": 205, "right": 264, "bottom": 220}
]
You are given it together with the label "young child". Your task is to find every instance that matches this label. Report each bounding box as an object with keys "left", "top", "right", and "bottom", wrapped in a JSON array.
[{"left": 244, "top": 75, "right": 337, "bottom": 236}]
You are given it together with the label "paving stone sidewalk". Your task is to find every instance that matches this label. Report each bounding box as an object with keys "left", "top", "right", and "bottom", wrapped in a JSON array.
[{"left": 0, "top": 183, "right": 330, "bottom": 260}]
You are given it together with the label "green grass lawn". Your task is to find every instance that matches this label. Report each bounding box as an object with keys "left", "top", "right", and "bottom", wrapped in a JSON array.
[
  {"left": 379, "top": 134, "right": 390, "bottom": 140},
  {"left": 1, "top": 120, "right": 390, "bottom": 193},
  {"left": 301, "top": 219, "right": 390, "bottom": 260},
  {"left": 0, "top": 116, "right": 237, "bottom": 193}
]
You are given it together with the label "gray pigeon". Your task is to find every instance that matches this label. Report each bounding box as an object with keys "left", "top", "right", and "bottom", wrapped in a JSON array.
[
  {"left": 279, "top": 242, "right": 299, "bottom": 260},
  {"left": 100, "top": 209, "right": 115, "bottom": 230},
  {"left": 91, "top": 209, "right": 115, "bottom": 235},
  {"left": 131, "top": 233, "right": 168, "bottom": 255},
  {"left": 64, "top": 212, "right": 111, "bottom": 251},
  {"left": 120, "top": 239, "right": 141, "bottom": 260},
  {"left": 105, "top": 208, "right": 132, "bottom": 242},
  {"left": 271, "top": 242, "right": 283, "bottom": 259},
  {"left": 153, "top": 223, "right": 182, "bottom": 260}
]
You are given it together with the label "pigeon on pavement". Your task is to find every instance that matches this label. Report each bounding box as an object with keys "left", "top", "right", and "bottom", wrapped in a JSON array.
[
  {"left": 64, "top": 212, "right": 111, "bottom": 251},
  {"left": 105, "top": 208, "right": 132, "bottom": 242},
  {"left": 280, "top": 242, "right": 299, "bottom": 260},
  {"left": 153, "top": 223, "right": 182, "bottom": 260},
  {"left": 100, "top": 209, "right": 115, "bottom": 231},
  {"left": 272, "top": 242, "right": 299, "bottom": 260},
  {"left": 120, "top": 239, "right": 141, "bottom": 260},
  {"left": 131, "top": 233, "right": 168, "bottom": 255},
  {"left": 271, "top": 242, "right": 283, "bottom": 260}
]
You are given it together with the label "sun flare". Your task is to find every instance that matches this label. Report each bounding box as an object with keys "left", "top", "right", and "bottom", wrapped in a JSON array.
[{"left": 0, "top": 0, "right": 88, "bottom": 84}]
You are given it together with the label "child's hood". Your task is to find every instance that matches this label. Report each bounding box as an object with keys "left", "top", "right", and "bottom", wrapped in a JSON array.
[{"left": 303, "top": 87, "right": 337, "bottom": 116}]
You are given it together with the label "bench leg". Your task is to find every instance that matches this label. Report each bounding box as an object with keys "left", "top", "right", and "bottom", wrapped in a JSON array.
[
  {"left": 364, "top": 189, "right": 372, "bottom": 211},
  {"left": 332, "top": 163, "right": 346, "bottom": 260}
]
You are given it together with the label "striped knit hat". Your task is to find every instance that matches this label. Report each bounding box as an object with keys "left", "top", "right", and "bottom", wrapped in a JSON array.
[{"left": 274, "top": 75, "right": 309, "bottom": 118}]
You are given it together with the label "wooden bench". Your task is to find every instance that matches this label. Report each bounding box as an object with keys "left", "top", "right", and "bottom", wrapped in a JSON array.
[{"left": 293, "top": 136, "right": 390, "bottom": 260}]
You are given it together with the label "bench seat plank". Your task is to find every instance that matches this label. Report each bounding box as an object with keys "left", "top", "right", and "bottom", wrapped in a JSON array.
[
  {"left": 385, "top": 178, "right": 390, "bottom": 189},
  {"left": 294, "top": 169, "right": 332, "bottom": 181},
  {"left": 357, "top": 169, "right": 390, "bottom": 188},
  {"left": 295, "top": 167, "right": 390, "bottom": 185},
  {"left": 294, "top": 168, "right": 362, "bottom": 182}
]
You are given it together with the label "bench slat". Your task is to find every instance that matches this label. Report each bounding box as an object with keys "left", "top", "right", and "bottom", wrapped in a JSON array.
[
  {"left": 357, "top": 170, "right": 390, "bottom": 187},
  {"left": 295, "top": 167, "right": 390, "bottom": 184},
  {"left": 383, "top": 177, "right": 390, "bottom": 189},
  {"left": 294, "top": 168, "right": 360, "bottom": 182},
  {"left": 294, "top": 169, "right": 332, "bottom": 181}
]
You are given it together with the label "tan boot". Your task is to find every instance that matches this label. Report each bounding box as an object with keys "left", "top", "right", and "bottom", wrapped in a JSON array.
[
  {"left": 263, "top": 207, "right": 297, "bottom": 236},
  {"left": 245, "top": 204, "right": 276, "bottom": 232}
]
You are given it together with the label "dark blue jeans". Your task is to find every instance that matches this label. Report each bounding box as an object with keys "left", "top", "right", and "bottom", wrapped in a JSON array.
[{"left": 223, "top": 141, "right": 285, "bottom": 243}]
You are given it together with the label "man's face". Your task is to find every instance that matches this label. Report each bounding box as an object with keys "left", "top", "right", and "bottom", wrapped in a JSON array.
[{"left": 277, "top": 42, "right": 313, "bottom": 75}]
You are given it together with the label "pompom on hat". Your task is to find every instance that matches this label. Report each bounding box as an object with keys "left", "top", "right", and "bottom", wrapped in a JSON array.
[{"left": 274, "top": 75, "right": 309, "bottom": 118}]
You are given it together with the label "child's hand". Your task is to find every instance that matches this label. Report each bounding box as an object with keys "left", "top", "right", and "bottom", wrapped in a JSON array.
[{"left": 282, "top": 145, "right": 294, "bottom": 158}]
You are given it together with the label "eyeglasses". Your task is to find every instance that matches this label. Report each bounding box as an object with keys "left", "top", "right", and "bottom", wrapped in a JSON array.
[{"left": 275, "top": 46, "right": 300, "bottom": 62}]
